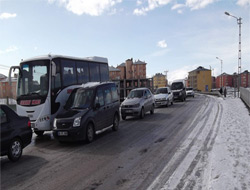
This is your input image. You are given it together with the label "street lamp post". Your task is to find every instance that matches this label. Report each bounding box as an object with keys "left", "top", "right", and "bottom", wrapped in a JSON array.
[
  {"left": 216, "top": 57, "right": 223, "bottom": 88},
  {"left": 225, "top": 11, "right": 242, "bottom": 97}
]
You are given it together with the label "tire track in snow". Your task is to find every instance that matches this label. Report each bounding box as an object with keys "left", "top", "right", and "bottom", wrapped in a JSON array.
[{"left": 147, "top": 96, "right": 219, "bottom": 190}]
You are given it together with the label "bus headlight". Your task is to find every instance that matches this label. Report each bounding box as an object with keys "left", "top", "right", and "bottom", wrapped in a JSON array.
[
  {"left": 73, "top": 117, "right": 81, "bottom": 127},
  {"left": 53, "top": 119, "right": 57, "bottom": 129}
]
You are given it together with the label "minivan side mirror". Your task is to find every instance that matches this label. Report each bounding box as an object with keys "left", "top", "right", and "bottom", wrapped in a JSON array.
[
  {"left": 95, "top": 103, "right": 100, "bottom": 109},
  {"left": 168, "top": 92, "right": 171, "bottom": 94}
]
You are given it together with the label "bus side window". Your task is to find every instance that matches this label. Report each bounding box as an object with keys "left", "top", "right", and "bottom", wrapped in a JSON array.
[
  {"left": 76, "top": 61, "right": 89, "bottom": 84},
  {"left": 61, "top": 59, "right": 77, "bottom": 87},
  {"left": 100, "top": 64, "right": 109, "bottom": 82},
  {"left": 89, "top": 63, "right": 100, "bottom": 82}
]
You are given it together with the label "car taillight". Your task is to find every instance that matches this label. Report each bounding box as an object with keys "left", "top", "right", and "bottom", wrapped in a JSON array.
[{"left": 28, "top": 121, "right": 31, "bottom": 127}]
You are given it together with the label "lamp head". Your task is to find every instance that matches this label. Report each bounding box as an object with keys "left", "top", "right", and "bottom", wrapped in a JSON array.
[{"left": 225, "top": 12, "right": 230, "bottom": 16}]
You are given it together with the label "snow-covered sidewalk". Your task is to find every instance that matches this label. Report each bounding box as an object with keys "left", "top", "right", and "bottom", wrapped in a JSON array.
[
  {"left": 147, "top": 94, "right": 250, "bottom": 190},
  {"left": 205, "top": 96, "right": 250, "bottom": 190}
]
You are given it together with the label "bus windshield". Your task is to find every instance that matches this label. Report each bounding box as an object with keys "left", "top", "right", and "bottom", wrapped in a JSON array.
[
  {"left": 71, "top": 89, "right": 94, "bottom": 109},
  {"left": 17, "top": 60, "right": 50, "bottom": 98}
]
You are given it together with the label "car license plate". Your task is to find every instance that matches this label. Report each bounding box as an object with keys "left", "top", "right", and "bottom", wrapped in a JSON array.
[
  {"left": 58, "top": 131, "right": 68, "bottom": 136},
  {"left": 126, "top": 110, "right": 133, "bottom": 113}
]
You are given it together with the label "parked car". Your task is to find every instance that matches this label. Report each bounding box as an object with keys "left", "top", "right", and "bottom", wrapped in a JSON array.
[
  {"left": 0, "top": 104, "right": 32, "bottom": 161},
  {"left": 171, "top": 79, "right": 186, "bottom": 102},
  {"left": 186, "top": 87, "right": 195, "bottom": 97},
  {"left": 154, "top": 87, "right": 174, "bottom": 107},
  {"left": 120, "top": 88, "right": 155, "bottom": 120},
  {"left": 53, "top": 82, "right": 120, "bottom": 143}
]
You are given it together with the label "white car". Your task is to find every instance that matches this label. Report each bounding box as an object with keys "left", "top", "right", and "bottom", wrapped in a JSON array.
[
  {"left": 154, "top": 87, "right": 174, "bottom": 107},
  {"left": 186, "top": 87, "right": 195, "bottom": 97},
  {"left": 121, "top": 88, "right": 155, "bottom": 120}
]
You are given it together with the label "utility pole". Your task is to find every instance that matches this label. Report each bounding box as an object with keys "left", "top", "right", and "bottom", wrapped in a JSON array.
[{"left": 225, "top": 11, "right": 242, "bottom": 97}]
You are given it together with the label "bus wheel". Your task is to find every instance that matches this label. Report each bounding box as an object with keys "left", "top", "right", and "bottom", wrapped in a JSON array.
[{"left": 34, "top": 131, "right": 44, "bottom": 136}]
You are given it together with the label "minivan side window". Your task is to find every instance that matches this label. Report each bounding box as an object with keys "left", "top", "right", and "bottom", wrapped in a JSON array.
[
  {"left": 104, "top": 88, "right": 112, "bottom": 105},
  {"left": 111, "top": 86, "right": 118, "bottom": 102},
  {"left": 95, "top": 89, "right": 104, "bottom": 107}
]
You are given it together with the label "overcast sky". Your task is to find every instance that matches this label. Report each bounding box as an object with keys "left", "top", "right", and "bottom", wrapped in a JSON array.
[{"left": 0, "top": 0, "right": 249, "bottom": 82}]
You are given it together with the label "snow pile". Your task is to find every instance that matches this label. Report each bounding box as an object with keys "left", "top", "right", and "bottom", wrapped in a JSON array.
[{"left": 206, "top": 97, "right": 250, "bottom": 189}]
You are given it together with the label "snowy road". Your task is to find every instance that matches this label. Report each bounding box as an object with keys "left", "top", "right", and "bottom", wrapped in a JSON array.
[{"left": 1, "top": 94, "right": 250, "bottom": 190}]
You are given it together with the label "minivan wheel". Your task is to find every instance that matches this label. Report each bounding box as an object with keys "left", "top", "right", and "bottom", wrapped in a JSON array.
[
  {"left": 140, "top": 108, "right": 145, "bottom": 119},
  {"left": 112, "top": 114, "right": 119, "bottom": 131},
  {"left": 8, "top": 138, "right": 23, "bottom": 162},
  {"left": 86, "top": 123, "right": 95, "bottom": 143}
]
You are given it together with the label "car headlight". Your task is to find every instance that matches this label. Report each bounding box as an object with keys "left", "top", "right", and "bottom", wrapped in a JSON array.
[
  {"left": 179, "top": 92, "right": 182, "bottom": 96},
  {"left": 73, "top": 117, "right": 81, "bottom": 127},
  {"left": 53, "top": 119, "right": 57, "bottom": 129}
]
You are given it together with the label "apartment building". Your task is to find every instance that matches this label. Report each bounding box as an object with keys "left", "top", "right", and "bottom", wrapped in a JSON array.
[
  {"left": 240, "top": 70, "right": 250, "bottom": 88},
  {"left": 188, "top": 66, "right": 212, "bottom": 92},
  {"left": 153, "top": 73, "right": 166, "bottom": 88},
  {"left": 0, "top": 74, "right": 17, "bottom": 99},
  {"left": 215, "top": 73, "right": 233, "bottom": 88}
]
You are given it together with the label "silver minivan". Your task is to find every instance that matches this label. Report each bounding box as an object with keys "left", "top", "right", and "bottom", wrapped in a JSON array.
[{"left": 120, "top": 88, "right": 155, "bottom": 120}]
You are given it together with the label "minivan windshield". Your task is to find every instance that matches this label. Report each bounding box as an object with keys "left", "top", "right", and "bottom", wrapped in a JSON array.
[
  {"left": 156, "top": 88, "right": 168, "bottom": 94},
  {"left": 171, "top": 82, "right": 184, "bottom": 90},
  {"left": 186, "top": 87, "right": 193, "bottom": 91},
  {"left": 127, "top": 90, "right": 143, "bottom": 99},
  {"left": 71, "top": 89, "right": 94, "bottom": 109}
]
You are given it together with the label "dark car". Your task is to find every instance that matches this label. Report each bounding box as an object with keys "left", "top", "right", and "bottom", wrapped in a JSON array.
[
  {"left": 0, "top": 104, "right": 32, "bottom": 161},
  {"left": 53, "top": 82, "right": 120, "bottom": 143}
]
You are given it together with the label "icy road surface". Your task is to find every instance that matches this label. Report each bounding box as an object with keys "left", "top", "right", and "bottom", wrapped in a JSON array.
[{"left": 1, "top": 94, "right": 250, "bottom": 190}]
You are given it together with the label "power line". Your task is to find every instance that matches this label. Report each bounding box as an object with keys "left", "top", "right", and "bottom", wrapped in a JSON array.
[{"left": 0, "top": 64, "right": 10, "bottom": 68}]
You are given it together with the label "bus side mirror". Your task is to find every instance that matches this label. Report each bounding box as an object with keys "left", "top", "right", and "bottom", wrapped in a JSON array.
[
  {"left": 51, "top": 61, "right": 56, "bottom": 77},
  {"left": 9, "top": 66, "right": 21, "bottom": 85}
]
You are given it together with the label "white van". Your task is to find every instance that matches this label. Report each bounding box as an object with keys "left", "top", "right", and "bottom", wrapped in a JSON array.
[{"left": 171, "top": 79, "right": 186, "bottom": 102}]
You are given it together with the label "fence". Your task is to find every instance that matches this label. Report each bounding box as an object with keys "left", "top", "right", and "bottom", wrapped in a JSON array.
[{"left": 240, "top": 87, "right": 250, "bottom": 108}]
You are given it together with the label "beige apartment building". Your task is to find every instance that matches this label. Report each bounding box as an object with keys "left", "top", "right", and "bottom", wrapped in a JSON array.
[
  {"left": 188, "top": 66, "right": 212, "bottom": 92},
  {"left": 153, "top": 73, "right": 167, "bottom": 88}
]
